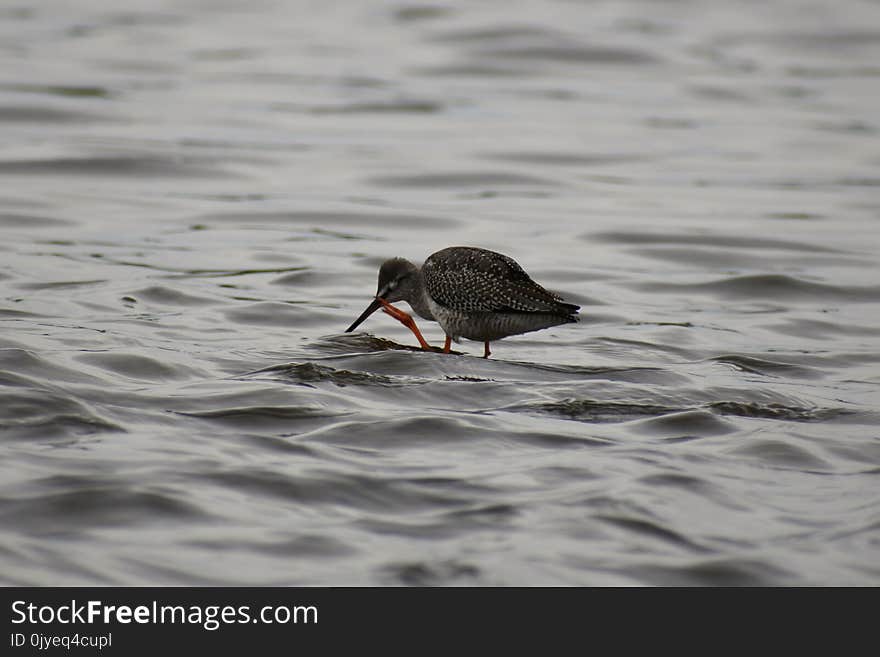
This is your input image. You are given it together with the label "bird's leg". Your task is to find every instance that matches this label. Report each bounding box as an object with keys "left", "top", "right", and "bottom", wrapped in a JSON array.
[
  {"left": 377, "top": 298, "right": 433, "bottom": 351},
  {"left": 443, "top": 335, "right": 452, "bottom": 354},
  {"left": 483, "top": 341, "right": 491, "bottom": 359}
]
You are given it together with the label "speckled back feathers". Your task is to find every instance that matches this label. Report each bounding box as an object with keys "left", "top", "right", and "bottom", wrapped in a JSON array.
[{"left": 422, "top": 246, "right": 579, "bottom": 318}]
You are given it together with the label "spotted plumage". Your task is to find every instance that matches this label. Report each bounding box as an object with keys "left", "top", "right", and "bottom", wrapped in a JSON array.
[
  {"left": 345, "top": 246, "right": 579, "bottom": 358},
  {"left": 423, "top": 247, "right": 576, "bottom": 315}
]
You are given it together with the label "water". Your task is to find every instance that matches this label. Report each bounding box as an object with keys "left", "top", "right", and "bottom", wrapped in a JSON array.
[{"left": 1, "top": 0, "right": 879, "bottom": 586}]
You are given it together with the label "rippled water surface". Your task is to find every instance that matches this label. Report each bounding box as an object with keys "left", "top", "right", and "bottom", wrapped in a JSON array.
[{"left": 2, "top": 0, "right": 879, "bottom": 585}]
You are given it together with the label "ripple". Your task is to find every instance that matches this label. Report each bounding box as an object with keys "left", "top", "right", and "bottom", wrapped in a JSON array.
[
  {"left": 252, "top": 362, "right": 402, "bottom": 387},
  {"left": 598, "top": 515, "right": 711, "bottom": 553},
  {"left": 501, "top": 429, "right": 610, "bottom": 449},
  {"left": 637, "top": 274, "right": 880, "bottom": 303},
  {"left": 0, "top": 348, "right": 104, "bottom": 384},
  {"left": 200, "top": 468, "right": 465, "bottom": 512},
  {"left": 591, "top": 230, "right": 844, "bottom": 253},
  {"left": 708, "top": 401, "right": 852, "bottom": 423},
  {"left": 360, "top": 503, "right": 515, "bottom": 540},
  {"left": 0, "top": 84, "right": 111, "bottom": 98},
  {"left": 0, "top": 156, "right": 238, "bottom": 179},
  {"left": 187, "top": 533, "right": 355, "bottom": 558},
  {"left": 17, "top": 279, "right": 106, "bottom": 291},
  {"left": 0, "top": 213, "right": 75, "bottom": 228},
  {"left": 510, "top": 398, "right": 680, "bottom": 423},
  {"left": 176, "top": 405, "right": 342, "bottom": 430},
  {"left": 131, "top": 285, "right": 218, "bottom": 306},
  {"left": 0, "top": 106, "right": 108, "bottom": 123},
  {"left": 431, "top": 25, "right": 561, "bottom": 43},
  {"left": 765, "top": 212, "right": 824, "bottom": 221},
  {"left": 626, "top": 246, "right": 866, "bottom": 270},
  {"left": 762, "top": 318, "right": 880, "bottom": 340},
  {"left": 724, "top": 29, "right": 880, "bottom": 50},
  {"left": 520, "top": 361, "right": 691, "bottom": 385},
  {"left": 195, "top": 210, "right": 460, "bottom": 230},
  {"left": 687, "top": 84, "right": 752, "bottom": 103},
  {"left": 392, "top": 5, "right": 453, "bottom": 23},
  {"left": 483, "top": 151, "right": 650, "bottom": 167},
  {"left": 637, "top": 473, "right": 714, "bottom": 494},
  {"left": 632, "top": 410, "right": 739, "bottom": 437},
  {"left": 0, "top": 389, "right": 122, "bottom": 439},
  {"left": 414, "top": 63, "right": 529, "bottom": 77},
  {"left": 270, "top": 270, "right": 353, "bottom": 287},
  {"left": 316, "top": 333, "right": 458, "bottom": 356},
  {"left": 710, "top": 355, "right": 823, "bottom": 379},
  {"left": 382, "top": 560, "right": 481, "bottom": 585},
  {"left": 1, "top": 488, "right": 204, "bottom": 532},
  {"left": 474, "top": 44, "right": 658, "bottom": 65},
  {"left": 432, "top": 24, "right": 657, "bottom": 65},
  {"left": 77, "top": 352, "right": 202, "bottom": 382},
  {"left": 729, "top": 439, "right": 830, "bottom": 469},
  {"left": 224, "top": 302, "right": 336, "bottom": 327},
  {"left": 300, "top": 416, "right": 486, "bottom": 448},
  {"left": 308, "top": 99, "right": 443, "bottom": 114},
  {"left": 366, "top": 171, "right": 555, "bottom": 189},
  {"left": 630, "top": 558, "right": 793, "bottom": 586}
]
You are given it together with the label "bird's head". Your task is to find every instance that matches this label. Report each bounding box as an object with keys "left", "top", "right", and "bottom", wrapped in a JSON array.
[
  {"left": 345, "top": 257, "right": 419, "bottom": 333},
  {"left": 375, "top": 257, "right": 419, "bottom": 303}
]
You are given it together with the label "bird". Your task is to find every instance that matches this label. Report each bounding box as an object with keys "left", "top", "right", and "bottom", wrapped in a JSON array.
[{"left": 345, "top": 246, "right": 579, "bottom": 358}]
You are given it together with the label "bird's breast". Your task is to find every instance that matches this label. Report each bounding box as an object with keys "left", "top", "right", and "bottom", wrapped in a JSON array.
[{"left": 426, "top": 296, "right": 572, "bottom": 342}]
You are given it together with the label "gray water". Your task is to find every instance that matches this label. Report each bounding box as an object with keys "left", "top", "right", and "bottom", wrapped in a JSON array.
[{"left": 1, "top": 0, "right": 879, "bottom": 586}]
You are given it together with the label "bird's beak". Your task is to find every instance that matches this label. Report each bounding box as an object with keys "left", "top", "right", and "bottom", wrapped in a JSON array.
[{"left": 345, "top": 296, "right": 383, "bottom": 333}]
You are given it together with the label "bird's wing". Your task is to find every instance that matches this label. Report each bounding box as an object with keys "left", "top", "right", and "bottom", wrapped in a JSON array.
[{"left": 423, "top": 247, "right": 573, "bottom": 314}]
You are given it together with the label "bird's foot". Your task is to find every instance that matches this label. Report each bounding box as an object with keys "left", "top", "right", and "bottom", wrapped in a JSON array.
[{"left": 378, "top": 298, "right": 433, "bottom": 351}]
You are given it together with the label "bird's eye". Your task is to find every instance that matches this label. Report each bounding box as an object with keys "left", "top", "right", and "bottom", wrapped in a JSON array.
[{"left": 387, "top": 280, "right": 397, "bottom": 290}]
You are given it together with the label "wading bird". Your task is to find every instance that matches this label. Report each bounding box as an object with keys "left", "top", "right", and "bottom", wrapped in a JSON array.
[{"left": 345, "top": 246, "right": 579, "bottom": 358}]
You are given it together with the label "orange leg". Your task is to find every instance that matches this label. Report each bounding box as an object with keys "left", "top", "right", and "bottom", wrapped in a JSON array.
[
  {"left": 443, "top": 335, "right": 452, "bottom": 354},
  {"left": 483, "top": 341, "right": 491, "bottom": 359},
  {"left": 377, "top": 298, "right": 432, "bottom": 351}
]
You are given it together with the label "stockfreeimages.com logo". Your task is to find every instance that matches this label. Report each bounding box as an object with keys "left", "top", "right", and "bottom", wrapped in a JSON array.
[{"left": 11, "top": 600, "right": 317, "bottom": 632}]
